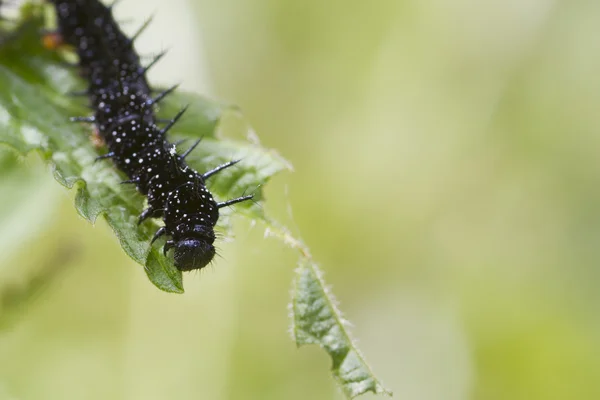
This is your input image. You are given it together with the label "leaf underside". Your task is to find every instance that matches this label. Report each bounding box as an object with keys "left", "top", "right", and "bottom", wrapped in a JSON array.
[{"left": 0, "top": 5, "right": 391, "bottom": 398}]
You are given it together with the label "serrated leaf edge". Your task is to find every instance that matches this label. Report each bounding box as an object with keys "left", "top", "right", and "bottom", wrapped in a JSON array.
[{"left": 262, "top": 219, "right": 392, "bottom": 398}]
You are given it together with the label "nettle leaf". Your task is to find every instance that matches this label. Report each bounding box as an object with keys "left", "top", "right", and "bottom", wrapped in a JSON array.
[
  {"left": 264, "top": 223, "right": 392, "bottom": 398},
  {"left": 0, "top": 12, "right": 289, "bottom": 292},
  {"left": 293, "top": 261, "right": 391, "bottom": 398}
]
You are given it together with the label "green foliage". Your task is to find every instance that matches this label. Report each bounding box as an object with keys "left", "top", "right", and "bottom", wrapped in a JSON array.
[
  {"left": 265, "top": 224, "right": 392, "bottom": 398},
  {"left": 0, "top": 7, "right": 390, "bottom": 398},
  {"left": 293, "top": 261, "right": 391, "bottom": 398}
]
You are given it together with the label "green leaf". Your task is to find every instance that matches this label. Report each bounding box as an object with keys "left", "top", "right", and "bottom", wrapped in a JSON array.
[
  {"left": 293, "top": 261, "right": 392, "bottom": 398},
  {"left": 263, "top": 223, "right": 392, "bottom": 398},
  {"left": 0, "top": 10, "right": 289, "bottom": 292}
]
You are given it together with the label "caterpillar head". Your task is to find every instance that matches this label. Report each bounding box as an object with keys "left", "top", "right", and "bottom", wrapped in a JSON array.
[
  {"left": 172, "top": 237, "right": 216, "bottom": 271},
  {"left": 164, "top": 222, "right": 217, "bottom": 271}
]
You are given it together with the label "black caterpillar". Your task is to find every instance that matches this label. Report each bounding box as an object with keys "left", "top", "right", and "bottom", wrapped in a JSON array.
[{"left": 49, "top": 0, "right": 252, "bottom": 271}]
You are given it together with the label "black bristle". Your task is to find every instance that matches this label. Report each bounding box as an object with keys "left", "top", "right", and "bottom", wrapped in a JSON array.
[
  {"left": 129, "top": 16, "right": 153, "bottom": 44},
  {"left": 203, "top": 159, "right": 241, "bottom": 179},
  {"left": 160, "top": 106, "right": 188, "bottom": 135},
  {"left": 179, "top": 138, "right": 202, "bottom": 160},
  {"left": 149, "top": 84, "right": 179, "bottom": 106},
  {"left": 142, "top": 50, "right": 167, "bottom": 74},
  {"left": 94, "top": 152, "right": 115, "bottom": 162}
]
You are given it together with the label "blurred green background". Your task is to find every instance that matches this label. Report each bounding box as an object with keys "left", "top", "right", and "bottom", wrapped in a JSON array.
[{"left": 2, "top": 0, "right": 600, "bottom": 399}]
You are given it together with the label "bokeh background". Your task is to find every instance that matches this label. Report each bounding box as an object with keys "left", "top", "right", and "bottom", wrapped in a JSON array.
[{"left": 1, "top": 0, "right": 600, "bottom": 399}]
